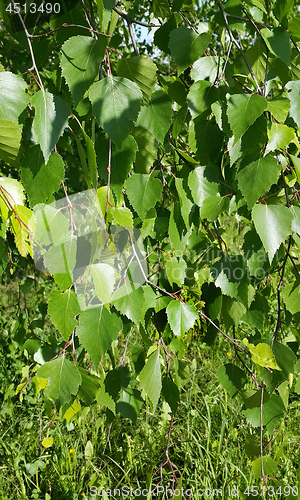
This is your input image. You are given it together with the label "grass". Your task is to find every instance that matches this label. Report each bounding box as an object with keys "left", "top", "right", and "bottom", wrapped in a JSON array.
[{"left": 0, "top": 260, "right": 299, "bottom": 499}]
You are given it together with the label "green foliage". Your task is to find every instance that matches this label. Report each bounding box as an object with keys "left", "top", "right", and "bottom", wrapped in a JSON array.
[{"left": 1, "top": 0, "right": 300, "bottom": 495}]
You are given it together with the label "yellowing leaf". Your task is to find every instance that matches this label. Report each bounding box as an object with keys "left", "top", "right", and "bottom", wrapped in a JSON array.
[
  {"left": 243, "top": 338, "right": 281, "bottom": 370},
  {"left": 42, "top": 437, "right": 54, "bottom": 448},
  {"left": 63, "top": 400, "right": 81, "bottom": 422}
]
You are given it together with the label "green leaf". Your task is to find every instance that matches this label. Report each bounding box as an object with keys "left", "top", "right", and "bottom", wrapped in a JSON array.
[
  {"left": 96, "top": 134, "right": 137, "bottom": 201},
  {"left": 216, "top": 364, "right": 247, "bottom": 397},
  {"left": 37, "top": 355, "right": 81, "bottom": 409},
  {"left": 243, "top": 338, "right": 281, "bottom": 370},
  {"left": 290, "top": 205, "right": 300, "bottom": 234},
  {"left": 31, "top": 91, "right": 70, "bottom": 164},
  {"left": 169, "top": 201, "right": 189, "bottom": 251},
  {"left": 0, "top": 71, "right": 29, "bottom": 122},
  {"left": 265, "top": 122, "right": 295, "bottom": 154},
  {"left": 194, "top": 119, "right": 223, "bottom": 166},
  {"left": 152, "top": 0, "right": 171, "bottom": 18},
  {"left": 125, "top": 173, "right": 162, "bottom": 220},
  {"left": 111, "top": 282, "right": 145, "bottom": 324},
  {"left": 172, "top": 104, "right": 188, "bottom": 141},
  {"left": 188, "top": 166, "right": 219, "bottom": 207},
  {"left": 139, "top": 347, "right": 162, "bottom": 408},
  {"left": 154, "top": 13, "right": 180, "bottom": 54},
  {"left": 91, "top": 263, "right": 115, "bottom": 305},
  {"left": 21, "top": 147, "right": 65, "bottom": 208},
  {"left": 236, "top": 155, "right": 281, "bottom": 209},
  {"left": 132, "top": 127, "right": 157, "bottom": 174},
  {"left": 162, "top": 377, "right": 180, "bottom": 413},
  {"left": 166, "top": 299, "right": 198, "bottom": 336},
  {"left": 188, "top": 80, "right": 219, "bottom": 118},
  {"left": 252, "top": 456, "right": 277, "bottom": 480},
  {"left": 290, "top": 154, "right": 300, "bottom": 184},
  {"left": 116, "top": 388, "right": 143, "bottom": 423},
  {"left": 82, "top": 130, "right": 98, "bottom": 189},
  {"left": 112, "top": 207, "right": 133, "bottom": 228},
  {"left": 167, "top": 80, "right": 187, "bottom": 106},
  {"left": 116, "top": 56, "right": 157, "bottom": 103},
  {"left": 89, "top": 76, "right": 142, "bottom": 147},
  {"left": 271, "top": 341, "right": 296, "bottom": 377},
  {"left": 0, "top": 119, "right": 22, "bottom": 166},
  {"left": 200, "top": 195, "right": 230, "bottom": 221},
  {"left": 77, "top": 368, "right": 101, "bottom": 404},
  {"left": 252, "top": 204, "right": 293, "bottom": 263},
  {"left": 274, "top": 0, "right": 294, "bottom": 24},
  {"left": 169, "top": 27, "right": 211, "bottom": 74},
  {"left": 242, "top": 391, "right": 285, "bottom": 434},
  {"left": 96, "top": 381, "right": 116, "bottom": 414},
  {"left": 267, "top": 97, "right": 290, "bottom": 123},
  {"left": 43, "top": 233, "right": 77, "bottom": 276},
  {"left": 210, "top": 256, "right": 248, "bottom": 300},
  {"left": 282, "top": 282, "right": 300, "bottom": 315},
  {"left": 136, "top": 88, "right": 173, "bottom": 143},
  {"left": 166, "top": 256, "right": 187, "bottom": 287},
  {"left": 60, "top": 35, "right": 107, "bottom": 107},
  {"left": 76, "top": 305, "right": 122, "bottom": 368},
  {"left": 261, "top": 27, "right": 291, "bottom": 66},
  {"left": 244, "top": 40, "right": 267, "bottom": 84},
  {"left": 191, "top": 56, "right": 221, "bottom": 83},
  {"left": 48, "top": 289, "right": 81, "bottom": 342},
  {"left": 286, "top": 80, "right": 300, "bottom": 127},
  {"left": 175, "top": 177, "right": 193, "bottom": 229},
  {"left": 227, "top": 93, "right": 267, "bottom": 144}
]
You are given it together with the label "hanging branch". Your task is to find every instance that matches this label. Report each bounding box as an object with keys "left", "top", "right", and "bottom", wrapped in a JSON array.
[
  {"left": 10, "top": 0, "right": 44, "bottom": 91},
  {"left": 105, "top": 138, "right": 112, "bottom": 227},
  {"left": 216, "top": 0, "right": 263, "bottom": 95},
  {"left": 220, "top": 40, "right": 233, "bottom": 79},
  {"left": 128, "top": 21, "right": 139, "bottom": 56},
  {"left": 273, "top": 236, "right": 292, "bottom": 339},
  {"left": 152, "top": 415, "right": 187, "bottom": 500}
]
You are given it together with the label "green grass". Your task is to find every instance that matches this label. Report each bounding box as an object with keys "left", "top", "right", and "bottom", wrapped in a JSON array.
[{"left": 0, "top": 265, "right": 299, "bottom": 499}]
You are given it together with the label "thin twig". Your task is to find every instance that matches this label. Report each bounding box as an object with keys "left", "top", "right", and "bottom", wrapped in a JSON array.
[
  {"left": 290, "top": 36, "right": 300, "bottom": 55},
  {"left": 11, "top": 0, "right": 44, "bottom": 91},
  {"left": 220, "top": 40, "right": 233, "bottom": 79},
  {"left": 128, "top": 21, "right": 139, "bottom": 56},
  {"left": 113, "top": 7, "right": 160, "bottom": 28},
  {"left": 216, "top": 0, "right": 262, "bottom": 95},
  {"left": 105, "top": 139, "right": 112, "bottom": 226},
  {"left": 29, "top": 24, "right": 111, "bottom": 38},
  {"left": 273, "top": 236, "right": 292, "bottom": 339}
]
